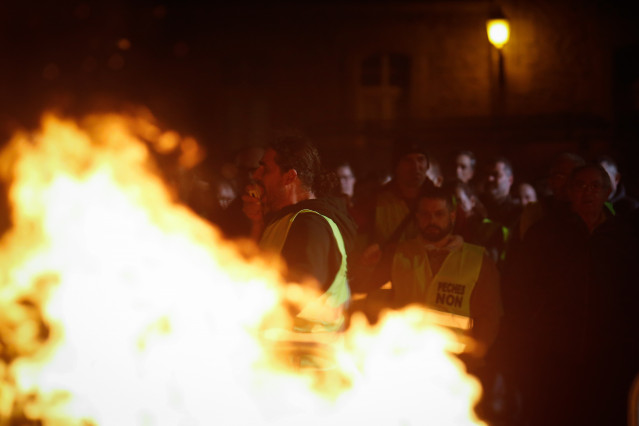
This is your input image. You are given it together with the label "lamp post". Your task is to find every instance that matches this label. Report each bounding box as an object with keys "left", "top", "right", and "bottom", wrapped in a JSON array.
[{"left": 486, "top": 7, "right": 510, "bottom": 113}]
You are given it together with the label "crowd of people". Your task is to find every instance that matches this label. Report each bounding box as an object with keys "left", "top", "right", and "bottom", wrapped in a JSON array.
[{"left": 178, "top": 135, "right": 639, "bottom": 425}]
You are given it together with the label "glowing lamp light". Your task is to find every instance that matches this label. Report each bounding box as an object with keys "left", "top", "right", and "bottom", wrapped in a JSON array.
[{"left": 486, "top": 18, "right": 510, "bottom": 49}]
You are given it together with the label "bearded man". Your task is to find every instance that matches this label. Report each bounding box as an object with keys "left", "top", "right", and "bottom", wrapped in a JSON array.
[{"left": 390, "top": 185, "right": 502, "bottom": 359}]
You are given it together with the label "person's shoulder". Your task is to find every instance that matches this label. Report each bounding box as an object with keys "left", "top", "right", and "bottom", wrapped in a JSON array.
[
  {"left": 522, "top": 209, "right": 565, "bottom": 243},
  {"left": 292, "top": 207, "right": 331, "bottom": 226},
  {"left": 462, "top": 241, "right": 486, "bottom": 254},
  {"left": 285, "top": 210, "right": 334, "bottom": 246},
  {"left": 375, "top": 181, "right": 401, "bottom": 200},
  {"left": 595, "top": 209, "right": 634, "bottom": 235}
]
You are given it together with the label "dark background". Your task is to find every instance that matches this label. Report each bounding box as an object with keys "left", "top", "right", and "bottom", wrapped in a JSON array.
[{"left": 1, "top": 0, "right": 638, "bottom": 190}]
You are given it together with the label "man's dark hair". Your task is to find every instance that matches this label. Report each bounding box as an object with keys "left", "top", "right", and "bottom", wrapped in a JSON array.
[
  {"left": 416, "top": 183, "right": 457, "bottom": 211},
  {"left": 488, "top": 156, "right": 514, "bottom": 178},
  {"left": 270, "top": 134, "right": 336, "bottom": 196},
  {"left": 551, "top": 152, "right": 585, "bottom": 172},
  {"left": 392, "top": 139, "right": 430, "bottom": 169}
]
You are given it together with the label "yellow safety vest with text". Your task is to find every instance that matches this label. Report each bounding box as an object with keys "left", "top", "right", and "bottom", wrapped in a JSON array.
[
  {"left": 391, "top": 239, "right": 484, "bottom": 320},
  {"left": 260, "top": 209, "right": 350, "bottom": 334}
]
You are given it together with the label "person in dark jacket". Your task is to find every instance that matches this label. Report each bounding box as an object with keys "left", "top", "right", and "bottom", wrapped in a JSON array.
[
  {"left": 479, "top": 157, "right": 522, "bottom": 232},
  {"left": 502, "top": 163, "right": 637, "bottom": 425},
  {"left": 518, "top": 152, "right": 585, "bottom": 240}
]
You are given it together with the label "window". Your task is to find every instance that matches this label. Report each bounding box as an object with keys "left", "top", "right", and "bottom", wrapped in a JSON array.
[{"left": 358, "top": 53, "right": 411, "bottom": 123}]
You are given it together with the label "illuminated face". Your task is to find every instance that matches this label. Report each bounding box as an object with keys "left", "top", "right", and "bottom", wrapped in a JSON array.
[
  {"left": 568, "top": 168, "right": 611, "bottom": 219},
  {"left": 252, "top": 148, "right": 287, "bottom": 212},
  {"left": 455, "top": 154, "right": 474, "bottom": 183},
  {"left": 518, "top": 183, "right": 537, "bottom": 206},
  {"left": 416, "top": 197, "right": 456, "bottom": 243},
  {"left": 336, "top": 165, "right": 356, "bottom": 198},
  {"left": 396, "top": 153, "right": 428, "bottom": 189},
  {"left": 485, "top": 161, "right": 513, "bottom": 200},
  {"left": 217, "top": 182, "right": 236, "bottom": 210}
]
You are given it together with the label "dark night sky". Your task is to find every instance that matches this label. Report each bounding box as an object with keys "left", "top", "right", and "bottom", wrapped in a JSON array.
[
  {"left": 1, "top": 1, "right": 219, "bottom": 131},
  {"left": 1, "top": 2, "right": 347, "bottom": 110},
  {"left": 1, "top": 1, "right": 635, "bottom": 116},
  {"left": 0, "top": 1, "right": 359, "bottom": 159}
]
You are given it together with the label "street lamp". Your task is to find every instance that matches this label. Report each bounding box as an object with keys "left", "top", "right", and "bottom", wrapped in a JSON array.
[
  {"left": 486, "top": 7, "right": 510, "bottom": 94},
  {"left": 486, "top": 16, "right": 510, "bottom": 49}
]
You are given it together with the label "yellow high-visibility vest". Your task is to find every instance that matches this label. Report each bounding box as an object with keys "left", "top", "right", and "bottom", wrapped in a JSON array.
[
  {"left": 374, "top": 190, "right": 419, "bottom": 244},
  {"left": 260, "top": 209, "right": 349, "bottom": 333},
  {"left": 391, "top": 238, "right": 484, "bottom": 319}
]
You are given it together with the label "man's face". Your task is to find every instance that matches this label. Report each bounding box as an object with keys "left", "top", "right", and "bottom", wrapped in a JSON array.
[
  {"left": 485, "top": 161, "right": 513, "bottom": 200},
  {"left": 336, "top": 165, "right": 356, "bottom": 198},
  {"left": 217, "top": 182, "right": 236, "bottom": 209},
  {"left": 253, "top": 148, "right": 287, "bottom": 211},
  {"left": 568, "top": 168, "right": 611, "bottom": 219},
  {"left": 455, "top": 154, "right": 474, "bottom": 183},
  {"left": 395, "top": 153, "right": 428, "bottom": 189},
  {"left": 518, "top": 183, "right": 537, "bottom": 206},
  {"left": 416, "top": 197, "right": 455, "bottom": 243}
]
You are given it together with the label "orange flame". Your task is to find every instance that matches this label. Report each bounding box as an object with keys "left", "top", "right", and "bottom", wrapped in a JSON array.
[{"left": 0, "top": 112, "right": 485, "bottom": 425}]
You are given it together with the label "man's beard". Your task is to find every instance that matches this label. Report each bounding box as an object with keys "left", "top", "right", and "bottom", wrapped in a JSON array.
[{"left": 420, "top": 222, "right": 454, "bottom": 243}]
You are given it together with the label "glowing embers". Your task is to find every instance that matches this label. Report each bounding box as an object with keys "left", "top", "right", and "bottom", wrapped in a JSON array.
[{"left": 0, "top": 112, "right": 484, "bottom": 425}]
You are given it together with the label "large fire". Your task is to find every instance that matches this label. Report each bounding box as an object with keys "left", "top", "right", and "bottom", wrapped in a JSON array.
[{"left": 0, "top": 111, "right": 485, "bottom": 425}]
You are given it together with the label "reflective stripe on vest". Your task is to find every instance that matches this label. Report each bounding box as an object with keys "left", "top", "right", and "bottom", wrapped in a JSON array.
[
  {"left": 375, "top": 190, "right": 423, "bottom": 244},
  {"left": 259, "top": 209, "right": 349, "bottom": 333},
  {"left": 391, "top": 239, "right": 484, "bottom": 319}
]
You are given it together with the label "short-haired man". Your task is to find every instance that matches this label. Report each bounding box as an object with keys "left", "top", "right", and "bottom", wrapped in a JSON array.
[
  {"left": 360, "top": 186, "right": 503, "bottom": 358},
  {"left": 568, "top": 164, "right": 613, "bottom": 232},
  {"left": 243, "top": 135, "right": 357, "bottom": 334},
  {"left": 455, "top": 150, "right": 476, "bottom": 184},
  {"left": 503, "top": 163, "right": 619, "bottom": 424},
  {"left": 481, "top": 157, "right": 522, "bottom": 230},
  {"left": 391, "top": 186, "right": 503, "bottom": 359},
  {"left": 334, "top": 161, "right": 357, "bottom": 210}
]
